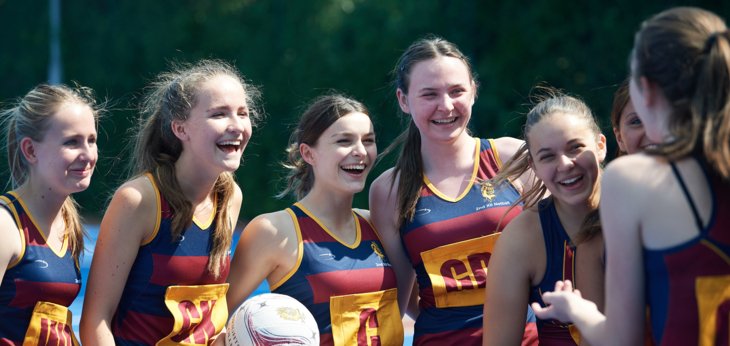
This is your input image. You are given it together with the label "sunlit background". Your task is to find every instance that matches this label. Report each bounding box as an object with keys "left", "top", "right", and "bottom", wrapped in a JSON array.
[{"left": 1, "top": 1, "right": 728, "bottom": 344}]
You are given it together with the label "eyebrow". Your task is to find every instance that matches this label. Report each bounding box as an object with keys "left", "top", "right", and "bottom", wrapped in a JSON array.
[
  {"left": 329, "top": 131, "right": 375, "bottom": 138},
  {"left": 535, "top": 139, "right": 582, "bottom": 154}
]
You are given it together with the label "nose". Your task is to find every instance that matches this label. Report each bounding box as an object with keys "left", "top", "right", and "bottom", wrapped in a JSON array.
[
  {"left": 437, "top": 94, "right": 454, "bottom": 112},
  {"left": 80, "top": 140, "right": 98, "bottom": 165},
  {"left": 227, "top": 115, "right": 246, "bottom": 133},
  {"left": 557, "top": 154, "right": 575, "bottom": 171},
  {"left": 352, "top": 139, "right": 367, "bottom": 158}
]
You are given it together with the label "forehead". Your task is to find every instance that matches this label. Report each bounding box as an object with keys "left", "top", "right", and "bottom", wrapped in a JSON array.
[
  {"left": 528, "top": 113, "right": 595, "bottom": 147},
  {"left": 323, "top": 112, "right": 373, "bottom": 135},
  {"left": 49, "top": 102, "right": 95, "bottom": 129},
  {"left": 408, "top": 56, "right": 471, "bottom": 89},
  {"left": 196, "top": 74, "right": 247, "bottom": 105}
]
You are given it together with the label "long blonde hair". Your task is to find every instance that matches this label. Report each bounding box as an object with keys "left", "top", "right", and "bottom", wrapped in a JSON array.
[
  {"left": 2, "top": 84, "right": 102, "bottom": 260},
  {"left": 133, "top": 60, "right": 262, "bottom": 277}
]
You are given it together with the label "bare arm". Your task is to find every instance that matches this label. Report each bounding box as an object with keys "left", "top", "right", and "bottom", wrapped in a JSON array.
[
  {"left": 599, "top": 160, "right": 645, "bottom": 345},
  {"left": 369, "top": 169, "right": 417, "bottom": 318},
  {"left": 0, "top": 207, "right": 21, "bottom": 284},
  {"left": 532, "top": 159, "right": 645, "bottom": 345},
  {"left": 483, "top": 211, "right": 540, "bottom": 346},
  {"left": 226, "top": 211, "right": 297, "bottom": 313},
  {"left": 79, "top": 178, "right": 156, "bottom": 345}
]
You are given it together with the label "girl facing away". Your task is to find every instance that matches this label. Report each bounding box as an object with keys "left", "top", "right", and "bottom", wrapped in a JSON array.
[
  {"left": 483, "top": 90, "right": 607, "bottom": 346},
  {"left": 0, "top": 84, "right": 100, "bottom": 345},
  {"left": 80, "top": 59, "right": 261, "bottom": 345},
  {"left": 226, "top": 93, "right": 403, "bottom": 345},
  {"left": 369, "top": 36, "right": 537, "bottom": 345},
  {"left": 532, "top": 7, "right": 730, "bottom": 346}
]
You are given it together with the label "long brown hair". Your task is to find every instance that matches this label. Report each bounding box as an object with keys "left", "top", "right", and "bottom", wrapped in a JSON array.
[
  {"left": 133, "top": 59, "right": 262, "bottom": 277},
  {"left": 609, "top": 78, "right": 631, "bottom": 158},
  {"left": 633, "top": 7, "right": 730, "bottom": 179},
  {"left": 278, "top": 93, "right": 369, "bottom": 200},
  {"left": 382, "top": 35, "right": 477, "bottom": 230},
  {"left": 494, "top": 88, "right": 603, "bottom": 243},
  {"left": 2, "top": 84, "right": 102, "bottom": 260}
]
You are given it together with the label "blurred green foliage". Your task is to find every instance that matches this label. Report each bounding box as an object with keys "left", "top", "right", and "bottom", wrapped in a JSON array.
[{"left": 0, "top": 0, "right": 727, "bottom": 221}]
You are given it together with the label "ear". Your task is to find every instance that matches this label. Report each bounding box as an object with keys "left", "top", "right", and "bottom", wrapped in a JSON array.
[
  {"left": 596, "top": 133, "right": 608, "bottom": 163},
  {"left": 396, "top": 89, "right": 410, "bottom": 114},
  {"left": 170, "top": 119, "right": 189, "bottom": 141},
  {"left": 19, "top": 137, "right": 38, "bottom": 164},
  {"left": 300, "top": 143, "right": 315, "bottom": 166},
  {"left": 613, "top": 126, "right": 627, "bottom": 153}
]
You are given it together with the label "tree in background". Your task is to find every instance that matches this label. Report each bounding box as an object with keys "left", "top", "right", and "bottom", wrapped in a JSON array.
[{"left": 0, "top": 0, "right": 727, "bottom": 220}]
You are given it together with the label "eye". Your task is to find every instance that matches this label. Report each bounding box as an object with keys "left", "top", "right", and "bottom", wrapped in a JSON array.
[
  {"left": 88, "top": 136, "right": 97, "bottom": 145},
  {"left": 64, "top": 138, "right": 79, "bottom": 146},
  {"left": 336, "top": 138, "right": 351, "bottom": 144},
  {"left": 421, "top": 92, "right": 437, "bottom": 98},
  {"left": 538, "top": 154, "right": 554, "bottom": 162},
  {"left": 450, "top": 88, "right": 466, "bottom": 97},
  {"left": 569, "top": 143, "right": 585, "bottom": 153},
  {"left": 363, "top": 137, "right": 376, "bottom": 144}
]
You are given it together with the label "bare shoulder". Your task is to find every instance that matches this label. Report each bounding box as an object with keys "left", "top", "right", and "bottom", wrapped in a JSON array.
[
  {"left": 244, "top": 209, "right": 296, "bottom": 241},
  {"left": 492, "top": 137, "right": 525, "bottom": 161},
  {"left": 604, "top": 154, "right": 671, "bottom": 195},
  {"left": 103, "top": 175, "right": 158, "bottom": 242},
  {"left": 0, "top": 205, "right": 21, "bottom": 266},
  {"left": 370, "top": 168, "right": 398, "bottom": 200},
  {"left": 500, "top": 207, "right": 542, "bottom": 246},
  {"left": 112, "top": 175, "right": 157, "bottom": 210}
]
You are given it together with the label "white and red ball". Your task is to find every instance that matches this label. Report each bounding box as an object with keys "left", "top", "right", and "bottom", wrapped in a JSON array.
[{"left": 226, "top": 293, "right": 319, "bottom": 345}]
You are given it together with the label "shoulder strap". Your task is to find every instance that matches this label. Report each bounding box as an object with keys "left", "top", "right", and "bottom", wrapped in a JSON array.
[{"left": 669, "top": 162, "right": 704, "bottom": 231}]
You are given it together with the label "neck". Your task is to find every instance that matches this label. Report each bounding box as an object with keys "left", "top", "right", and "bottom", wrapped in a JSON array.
[
  {"left": 552, "top": 198, "right": 596, "bottom": 241},
  {"left": 14, "top": 178, "right": 68, "bottom": 232},
  {"left": 174, "top": 158, "right": 219, "bottom": 205},
  {"left": 298, "top": 186, "right": 355, "bottom": 230},
  {"left": 421, "top": 134, "right": 474, "bottom": 173}
]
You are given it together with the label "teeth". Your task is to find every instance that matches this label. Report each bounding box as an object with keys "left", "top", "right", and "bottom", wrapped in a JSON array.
[
  {"left": 560, "top": 176, "right": 580, "bottom": 184},
  {"left": 432, "top": 118, "right": 456, "bottom": 124},
  {"left": 342, "top": 164, "right": 365, "bottom": 170},
  {"left": 218, "top": 140, "right": 241, "bottom": 146}
]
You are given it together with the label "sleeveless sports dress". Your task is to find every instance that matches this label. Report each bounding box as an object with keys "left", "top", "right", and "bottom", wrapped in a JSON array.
[
  {"left": 0, "top": 191, "right": 81, "bottom": 346},
  {"left": 644, "top": 160, "right": 730, "bottom": 345},
  {"left": 271, "top": 203, "right": 402, "bottom": 346},
  {"left": 112, "top": 174, "right": 230, "bottom": 346},
  {"left": 529, "top": 198, "right": 583, "bottom": 345},
  {"left": 400, "top": 138, "right": 536, "bottom": 345}
]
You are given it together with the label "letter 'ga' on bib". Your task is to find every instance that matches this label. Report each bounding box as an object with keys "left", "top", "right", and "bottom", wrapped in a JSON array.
[
  {"left": 421, "top": 233, "right": 500, "bottom": 308},
  {"left": 158, "top": 283, "right": 229, "bottom": 346},
  {"left": 23, "top": 301, "right": 78, "bottom": 346},
  {"left": 330, "top": 288, "right": 403, "bottom": 346}
]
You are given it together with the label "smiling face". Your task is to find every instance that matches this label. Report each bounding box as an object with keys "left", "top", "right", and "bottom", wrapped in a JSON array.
[
  {"left": 528, "top": 112, "right": 606, "bottom": 208},
  {"left": 28, "top": 101, "right": 98, "bottom": 194},
  {"left": 301, "top": 112, "right": 376, "bottom": 196},
  {"left": 397, "top": 56, "right": 476, "bottom": 144},
  {"left": 175, "top": 74, "right": 252, "bottom": 174},
  {"left": 613, "top": 100, "right": 651, "bottom": 155}
]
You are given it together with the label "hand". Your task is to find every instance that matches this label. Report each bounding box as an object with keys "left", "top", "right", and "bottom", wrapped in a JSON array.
[{"left": 531, "top": 280, "right": 597, "bottom": 323}]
